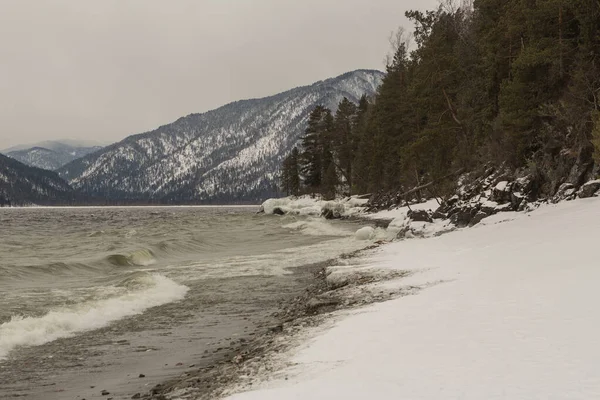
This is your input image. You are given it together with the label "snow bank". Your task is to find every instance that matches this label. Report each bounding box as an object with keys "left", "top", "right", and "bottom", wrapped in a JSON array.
[
  {"left": 261, "top": 196, "right": 368, "bottom": 218},
  {"left": 226, "top": 198, "right": 600, "bottom": 400}
]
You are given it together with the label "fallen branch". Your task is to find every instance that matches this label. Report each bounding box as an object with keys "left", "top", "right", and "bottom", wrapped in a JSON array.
[{"left": 396, "top": 169, "right": 465, "bottom": 205}]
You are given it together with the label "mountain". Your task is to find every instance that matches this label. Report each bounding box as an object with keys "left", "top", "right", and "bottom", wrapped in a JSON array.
[
  {"left": 58, "top": 70, "right": 384, "bottom": 204},
  {"left": 3, "top": 141, "right": 105, "bottom": 171},
  {"left": 0, "top": 153, "right": 77, "bottom": 206}
]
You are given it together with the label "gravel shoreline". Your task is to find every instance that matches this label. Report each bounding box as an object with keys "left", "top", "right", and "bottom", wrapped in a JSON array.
[{"left": 147, "top": 241, "right": 414, "bottom": 400}]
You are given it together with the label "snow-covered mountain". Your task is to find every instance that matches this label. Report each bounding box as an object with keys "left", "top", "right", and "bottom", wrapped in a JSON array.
[
  {"left": 0, "top": 153, "right": 76, "bottom": 206},
  {"left": 4, "top": 141, "right": 104, "bottom": 171},
  {"left": 58, "top": 70, "right": 384, "bottom": 203}
]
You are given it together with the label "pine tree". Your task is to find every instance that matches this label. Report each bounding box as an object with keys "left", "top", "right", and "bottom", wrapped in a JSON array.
[
  {"left": 300, "top": 106, "right": 334, "bottom": 193},
  {"left": 333, "top": 97, "right": 358, "bottom": 192}
]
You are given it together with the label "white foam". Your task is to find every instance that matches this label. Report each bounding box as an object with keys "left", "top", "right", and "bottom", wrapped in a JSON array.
[
  {"left": 0, "top": 274, "right": 188, "bottom": 360},
  {"left": 282, "top": 218, "right": 353, "bottom": 237},
  {"left": 355, "top": 226, "right": 375, "bottom": 240}
]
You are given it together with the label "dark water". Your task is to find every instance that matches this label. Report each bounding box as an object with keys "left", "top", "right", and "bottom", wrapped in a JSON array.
[{"left": 0, "top": 206, "right": 370, "bottom": 398}]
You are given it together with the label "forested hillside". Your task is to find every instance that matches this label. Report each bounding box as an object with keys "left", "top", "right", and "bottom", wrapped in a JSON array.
[
  {"left": 0, "top": 154, "right": 78, "bottom": 206},
  {"left": 281, "top": 0, "right": 600, "bottom": 202},
  {"left": 58, "top": 70, "right": 383, "bottom": 204}
]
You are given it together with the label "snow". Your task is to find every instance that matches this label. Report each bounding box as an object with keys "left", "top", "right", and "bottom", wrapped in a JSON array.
[
  {"left": 226, "top": 197, "right": 600, "bottom": 400},
  {"left": 495, "top": 180, "right": 509, "bottom": 191},
  {"left": 262, "top": 196, "right": 368, "bottom": 217}
]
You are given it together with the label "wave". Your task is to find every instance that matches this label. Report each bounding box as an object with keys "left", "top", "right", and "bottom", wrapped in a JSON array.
[
  {"left": 105, "top": 249, "right": 156, "bottom": 266},
  {"left": 282, "top": 218, "right": 354, "bottom": 237},
  {"left": 0, "top": 261, "right": 100, "bottom": 279},
  {"left": 0, "top": 274, "right": 188, "bottom": 360}
]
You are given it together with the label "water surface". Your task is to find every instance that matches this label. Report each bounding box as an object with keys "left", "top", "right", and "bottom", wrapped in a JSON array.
[{"left": 0, "top": 206, "right": 371, "bottom": 398}]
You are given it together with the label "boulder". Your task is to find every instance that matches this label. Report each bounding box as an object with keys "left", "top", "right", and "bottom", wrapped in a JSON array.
[
  {"left": 578, "top": 180, "right": 600, "bottom": 198},
  {"left": 469, "top": 211, "right": 489, "bottom": 227},
  {"left": 321, "top": 203, "right": 344, "bottom": 219},
  {"left": 449, "top": 207, "right": 478, "bottom": 228},
  {"left": 272, "top": 207, "right": 285, "bottom": 215},
  {"left": 431, "top": 210, "right": 447, "bottom": 220},
  {"left": 491, "top": 181, "right": 512, "bottom": 203},
  {"left": 407, "top": 209, "right": 433, "bottom": 223},
  {"left": 566, "top": 145, "right": 594, "bottom": 186},
  {"left": 553, "top": 183, "right": 577, "bottom": 203}
]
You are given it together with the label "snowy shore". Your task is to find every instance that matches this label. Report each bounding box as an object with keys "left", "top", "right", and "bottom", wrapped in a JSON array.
[{"left": 224, "top": 196, "right": 600, "bottom": 399}]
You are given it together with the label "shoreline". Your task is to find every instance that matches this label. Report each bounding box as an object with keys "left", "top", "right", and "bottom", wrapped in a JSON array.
[
  {"left": 218, "top": 197, "right": 600, "bottom": 400},
  {"left": 149, "top": 241, "right": 407, "bottom": 400},
  {"left": 153, "top": 195, "right": 581, "bottom": 399}
]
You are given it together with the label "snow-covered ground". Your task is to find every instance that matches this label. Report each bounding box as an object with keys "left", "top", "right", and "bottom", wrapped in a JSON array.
[
  {"left": 261, "top": 195, "right": 369, "bottom": 217},
  {"left": 227, "top": 197, "right": 600, "bottom": 399}
]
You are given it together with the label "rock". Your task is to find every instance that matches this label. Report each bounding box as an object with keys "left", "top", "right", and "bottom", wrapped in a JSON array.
[
  {"left": 449, "top": 207, "right": 478, "bottom": 228},
  {"left": 138, "top": 374, "right": 145, "bottom": 378},
  {"left": 101, "top": 390, "right": 110, "bottom": 396},
  {"left": 272, "top": 207, "right": 285, "bottom": 215},
  {"left": 578, "top": 180, "right": 600, "bottom": 198},
  {"left": 306, "top": 297, "right": 340, "bottom": 312},
  {"left": 469, "top": 211, "right": 489, "bottom": 227},
  {"left": 491, "top": 181, "right": 512, "bottom": 203},
  {"left": 567, "top": 145, "right": 594, "bottom": 186},
  {"left": 431, "top": 209, "right": 447, "bottom": 220},
  {"left": 269, "top": 324, "right": 283, "bottom": 334},
  {"left": 321, "top": 208, "right": 337, "bottom": 219},
  {"left": 553, "top": 183, "right": 577, "bottom": 203},
  {"left": 321, "top": 203, "right": 344, "bottom": 219},
  {"left": 131, "top": 394, "right": 141, "bottom": 399},
  {"left": 407, "top": 209, "right": 433, "bottom": 223}
]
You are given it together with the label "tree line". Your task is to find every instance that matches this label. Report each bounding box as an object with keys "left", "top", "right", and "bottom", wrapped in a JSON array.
[{"left": 281, "top": 0, "right": 600, "bottom": 199}]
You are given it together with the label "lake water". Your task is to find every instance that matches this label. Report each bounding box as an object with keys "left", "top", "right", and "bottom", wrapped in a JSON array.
[{"left": 0, "top": 207, "right": 371, "bottom": 398}]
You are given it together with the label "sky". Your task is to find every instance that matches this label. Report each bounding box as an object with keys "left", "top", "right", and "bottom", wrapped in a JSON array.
[{"left": 0, "top": 0, "right": 438, "bottom": 150}]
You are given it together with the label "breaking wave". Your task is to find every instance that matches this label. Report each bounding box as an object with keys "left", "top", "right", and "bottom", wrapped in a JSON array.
[
  {"left": 283, "top": 218, "right": 354, "bottom": 237},
  {"left": 105, "top": 249, "right": 156, "bottom": 266},
  {"left": 0, "top": 274, "right": 188, "bottom": 360}
]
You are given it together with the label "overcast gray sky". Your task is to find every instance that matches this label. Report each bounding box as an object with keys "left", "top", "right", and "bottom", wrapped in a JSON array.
[{"left": 0, "top": 0, "right": 438, "bottom": 149}]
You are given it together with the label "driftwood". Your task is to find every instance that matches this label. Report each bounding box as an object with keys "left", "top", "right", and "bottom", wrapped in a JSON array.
[{"left": 396, "top": 168, "right": 465, "bottom": 206}]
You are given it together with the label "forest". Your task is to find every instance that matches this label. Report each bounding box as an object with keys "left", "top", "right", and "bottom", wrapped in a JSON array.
[{"left": 280, "top": 0, "right": 600, "bottom": 200}]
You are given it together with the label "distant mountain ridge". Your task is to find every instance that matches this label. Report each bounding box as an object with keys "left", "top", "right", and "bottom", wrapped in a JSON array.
[
  {"left": 59, "top": 69, "right": 384, "bottom": 203},
  {"left": 0, "top": 153, "right": 77, "bottom": 206},
  {"left": 3, "top": 141, "right": 104, "bottom": 171}
]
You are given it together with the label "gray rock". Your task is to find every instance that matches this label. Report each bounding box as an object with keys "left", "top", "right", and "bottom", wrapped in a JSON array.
[
  {"left": 321, "top": 203, "right": 344, "bottom": 219},
  {"left": 272, "top": 207, "right": 285, "bottom": 215},
  {"left": 469, "top": 211, "right": 489, "bottom": 227},
  {"left": 449, "top": 207, "right": 478, "bottom": 228},
  {"left": 578, "top": 180, "right": 600, "bottom": 198},
  {"left": 553, "top": 183, "right": 577, "bottom": 203},
  {"left": 321, "top": 208, "right": 337, "bottom": 220},
  {"left": 407, "top": 209, "right": 433, "bottom": 223},
  {"left": 491, "top": 181, "right": 512, "bottom": 203},
  {"left": 306, "top": 297, "right": 340, "bottom": 312}
]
